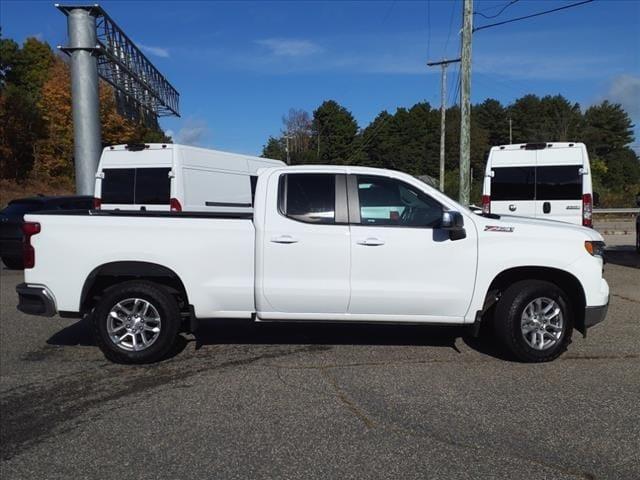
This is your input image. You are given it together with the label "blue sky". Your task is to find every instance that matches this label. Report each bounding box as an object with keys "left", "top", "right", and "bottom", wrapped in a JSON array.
[{"left": 2, "top": 0, "right": 639, "bottom": 154}]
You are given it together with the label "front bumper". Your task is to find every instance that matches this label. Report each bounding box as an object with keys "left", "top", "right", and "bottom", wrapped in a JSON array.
[
  {"left": 584, "top": 302, "right": 609, "bottom": 329},
  {"left": 16, "top": 283, "right": 57, "bottom": 317}
]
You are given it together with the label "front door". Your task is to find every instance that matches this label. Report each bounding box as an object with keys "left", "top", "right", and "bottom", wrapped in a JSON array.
[
  {"left": 260, "top": 173, "right": 351, "bottom": 314},
  {"left": 348, "top": 175, "right": 477, "bottom": 320}
]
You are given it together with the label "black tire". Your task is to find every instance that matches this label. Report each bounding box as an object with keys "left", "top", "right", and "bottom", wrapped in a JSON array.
[
  {"left": 494, "top": 280, "right": 573, "bottom": 363},
  {"left": 2, "top": 256, "right": 23, "bottom": 270},
  {"left": 92, "top": 280, "right": 181, "bottom": 364}
]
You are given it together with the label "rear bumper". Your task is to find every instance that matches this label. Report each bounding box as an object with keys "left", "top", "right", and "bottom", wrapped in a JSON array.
[
  {"left": 584, "top": 302, "right": 609, "bottom": 329},
  {"left": 16, "top": 283, "right": 57, "bottom": 317}
]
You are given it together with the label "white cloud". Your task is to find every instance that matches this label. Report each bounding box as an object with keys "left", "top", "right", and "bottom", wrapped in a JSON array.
[
  {"left": 138, "top": 43, "right": 170, "bottom": 58},
  {"left": 256, "top": 38, "right": 323, "bottom": 57},
  {"left": 601, "top": 74, "right": 640, "bottom": 118},
  {"left": 174, "top": 118, "right": 210, "bottom": 146}
]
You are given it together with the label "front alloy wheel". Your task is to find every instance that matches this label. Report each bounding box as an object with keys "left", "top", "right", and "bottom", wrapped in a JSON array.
[
  {"left": 520, "top": 297, "right": 564, "bottom": 351},
  {"left": 494, "top": 280, "right": 573, "bottom": 362}
]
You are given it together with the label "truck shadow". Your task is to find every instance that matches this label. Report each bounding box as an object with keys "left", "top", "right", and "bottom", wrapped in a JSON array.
[
  {"left": 604, "top": 246, "right": 640, "bottom": 269},
  {"left": 46, "top": 318, "right": 510, "bottom": 361}
]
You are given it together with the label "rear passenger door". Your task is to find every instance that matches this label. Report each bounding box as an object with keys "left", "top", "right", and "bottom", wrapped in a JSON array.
[{"left": 260, "top": 173, "right": 351, "bottom": 315}]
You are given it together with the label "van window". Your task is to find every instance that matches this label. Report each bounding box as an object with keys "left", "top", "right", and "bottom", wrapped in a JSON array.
[
  {"left": 102, "top": 169, "right": 135, "bottom": 204},
  {"left": 102, "top": 168, "right": 170, "bottom": 205},
  {"left": 491, "top": 167, "right": 535, "bottom": 201},
  {"left": 536, "top": 165, "right": 582, "bottom": 200},
  {"left": 278, "top": 174, "right": 335, "bottom": 224},
  {"left": 250, "top": 176, "right": 258, "bottom": 205},
  {"left": 135, "top": 168, "right": 171, "bottom": 204}
]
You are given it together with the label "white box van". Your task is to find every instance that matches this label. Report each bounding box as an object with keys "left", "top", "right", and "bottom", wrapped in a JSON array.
[
  {"left": 481, "top": 142, "right": 594, "bottom": 227},
  {"left": 93, "top": 144, "right": 285, "bottom": 212}
]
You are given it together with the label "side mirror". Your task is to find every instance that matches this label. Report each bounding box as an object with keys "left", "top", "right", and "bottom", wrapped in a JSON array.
[
  {"left": 636, "top": 193, "right": 640, "bottom": 207},
  {"left": 441, "top": 210, "right": 464, "bottom": 229},
  {"left": 440, "top": 211, "right": 466, "bottom": 240},
  {"left": 593, "top": 191, "right": 600, "bottom": 207}
]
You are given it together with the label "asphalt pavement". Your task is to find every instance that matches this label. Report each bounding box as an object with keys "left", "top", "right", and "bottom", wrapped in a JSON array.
[{"left": 1, "top": 240, "right": 638, "bottom": 480}]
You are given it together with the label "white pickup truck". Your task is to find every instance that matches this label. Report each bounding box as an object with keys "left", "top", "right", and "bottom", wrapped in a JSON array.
[{"left": 17, "top": 166, "right": 609, "bottom": 363}]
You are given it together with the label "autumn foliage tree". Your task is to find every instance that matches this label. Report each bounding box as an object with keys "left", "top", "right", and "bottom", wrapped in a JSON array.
[{"left": 0, "top": 35, "right": 170, "bottom": 186}]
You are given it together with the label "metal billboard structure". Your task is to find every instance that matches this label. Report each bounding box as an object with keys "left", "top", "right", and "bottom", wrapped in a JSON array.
[{"left": 56, "top": 4, "right": 180, "bottom": 195}]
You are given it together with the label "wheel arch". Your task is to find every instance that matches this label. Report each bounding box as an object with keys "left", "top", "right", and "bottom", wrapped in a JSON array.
[
  {"left": 80, "top": 261, "right": 189, "bottom": 315},
  {"left": 484, "top": 266, "right": 587, "bottom": 334}
]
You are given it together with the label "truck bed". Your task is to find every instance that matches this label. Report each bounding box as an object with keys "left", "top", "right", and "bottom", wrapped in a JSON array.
[{"left": 24, "top": 210, "right": 256, "bottom": 318}]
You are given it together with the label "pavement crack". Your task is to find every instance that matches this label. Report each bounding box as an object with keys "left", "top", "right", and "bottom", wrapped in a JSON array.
[
  {"left": 319, "top": 367, "right": 375, "bottom": 429},
  {"left": 611, "top": 293, "right": 640, "bottom": 304}
]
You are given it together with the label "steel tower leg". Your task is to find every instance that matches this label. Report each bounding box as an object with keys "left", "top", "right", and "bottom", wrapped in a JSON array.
[{"left": 66, "top": 7, "right": 102, "bottom": 195}]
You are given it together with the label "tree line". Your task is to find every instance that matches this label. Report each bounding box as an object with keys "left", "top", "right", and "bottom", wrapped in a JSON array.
[
  {"left": 0, "top": 35, "right": 169, "bottom": 187},
  {"left": 262, "top": 97, "right": 639, "bottom": 206}
]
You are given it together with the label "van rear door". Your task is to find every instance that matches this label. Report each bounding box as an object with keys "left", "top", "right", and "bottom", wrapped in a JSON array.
[
  {"left": 534, "top": 147, "right": 584, "bottom": 225},
  {"left": 489, "top": 149, "right": 536, "bottom": 218}
]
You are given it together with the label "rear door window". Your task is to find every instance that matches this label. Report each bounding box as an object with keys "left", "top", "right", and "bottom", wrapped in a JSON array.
[
  {"left": 491, "top": 167, "right": 535, "bottom": 201},
  {"left": 278, "top": 174, "right": 336, "bottom": 224},
  {"left": 101, "top": 168, "right": 170, "bottom": 204},
  {"left": 135, "top": 168, "right": 171, "bottom": 204},
  {"left": 536, "top": 165, "right": 582, "bottom": 200},
  {"left": 102, "top": 169, "right": 135, "bottom": 204}
]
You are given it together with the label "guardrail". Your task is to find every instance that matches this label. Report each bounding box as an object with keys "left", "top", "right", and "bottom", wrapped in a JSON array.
[{"left": 594, "top": 208, "right": 639, "bottom": 215}]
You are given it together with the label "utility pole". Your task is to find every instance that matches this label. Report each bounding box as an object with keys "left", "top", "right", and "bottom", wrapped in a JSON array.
[
  {"left": 427, "top": 57, "right": 461, "bottom": 192},
  {"left": 509, "top": 116, "right": 513, "bottom": 144},
  {"left": 285, "top": 134, "right": 291, "bottom": 165},
  {"left": 459, "top": 0, "right": 473, "bottom": 205}
]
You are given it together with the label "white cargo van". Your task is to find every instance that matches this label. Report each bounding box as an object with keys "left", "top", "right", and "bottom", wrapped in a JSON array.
[
  {"left": 481, "top": 142, "right": 594, "bottom": 227},
  {"left": 93, "top": 144, "right": 285, "bottom": 212}
]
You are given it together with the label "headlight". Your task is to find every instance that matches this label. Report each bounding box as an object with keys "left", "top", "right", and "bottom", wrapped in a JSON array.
[{"left": 584, "top": 241, "right": 605, "bottom": 257}]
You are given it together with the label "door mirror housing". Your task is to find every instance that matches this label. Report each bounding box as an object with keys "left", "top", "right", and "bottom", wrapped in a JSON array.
[
  {"left": 593, "top": 191, "right": 600, "bottom": 207},
  {"left": 441, "top": 210, "right": 464, "bottom": 229},
  {"left": 440, "top": 211, "right": 466, "bottom": 240},
  {"left": 635, "top": 192, "right": 640, "bottom": 207}
]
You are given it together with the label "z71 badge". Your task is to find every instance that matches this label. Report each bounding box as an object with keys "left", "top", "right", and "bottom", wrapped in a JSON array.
[{"left": 484, "top": 225, "right": 514, "bottom": 232}]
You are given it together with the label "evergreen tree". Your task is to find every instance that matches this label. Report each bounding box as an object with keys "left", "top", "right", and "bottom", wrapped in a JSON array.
[{"left": 312, "top": 100, "right": 360, "bottom": 164}]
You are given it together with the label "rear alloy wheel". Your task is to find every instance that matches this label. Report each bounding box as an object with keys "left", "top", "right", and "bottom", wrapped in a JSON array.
[
  {"left": 106, "top": 298, "right": 163, "bottom": 352},
  {"left": 495, "top": 280, "right": 572, "bottom": 362},
  {"left": 93, "top": 281, "right": 181, "bottom": 364}
]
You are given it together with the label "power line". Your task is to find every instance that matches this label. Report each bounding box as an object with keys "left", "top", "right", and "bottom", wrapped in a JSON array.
[
  {"left": 474, "top": 0, "right": 519, "bottom": 20},
  {"left": 474, "top": 0, "right": 595, "bottom": 32},
  {"left": 443, "top": 0, "right": 459, "bottom": 56},
  {"left": 426, "top": 0, "right": 431, "bottom": 60}
]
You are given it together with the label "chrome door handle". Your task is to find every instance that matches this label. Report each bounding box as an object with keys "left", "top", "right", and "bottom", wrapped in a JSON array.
[
  {"left": 357, "top": 237, "right": 385, "bottom": 246},
  {"left": 271, "top": 234, "right": 299, "bottom": 244}
]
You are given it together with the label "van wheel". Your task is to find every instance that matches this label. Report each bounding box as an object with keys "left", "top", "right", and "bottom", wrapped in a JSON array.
[
  {"left": 494, "top": 280, "right": 572, "bottom": 362},
  {"left": 92, "top": 281, "right": 181, "bottom": 364}
]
